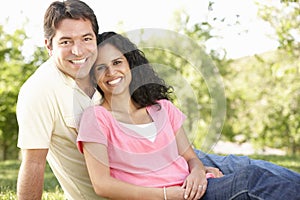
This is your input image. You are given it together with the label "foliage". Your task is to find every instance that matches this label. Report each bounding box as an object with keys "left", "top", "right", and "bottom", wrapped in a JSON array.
[
  {"left": 166, "top": 0, "right": 300, "bottom": 155},
  {"left": 0, "top": 24, "right": 48, "bottom": 160},
  {"left": 0, "top": 25, "right": 26, "bottom": 160},
  {"left": 257, "top": 1, "right": 300, "bottom": 57},
  {"left": 247, "top": 1, "right": 300, "bottom": 154},
  {"left": 224, "top": 50, "right": 300, "bottom": 155}
]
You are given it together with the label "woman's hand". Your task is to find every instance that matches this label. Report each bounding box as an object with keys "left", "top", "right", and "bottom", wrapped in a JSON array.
[{"left": 181, "top": 168, "right": 207, "bottom": 200}]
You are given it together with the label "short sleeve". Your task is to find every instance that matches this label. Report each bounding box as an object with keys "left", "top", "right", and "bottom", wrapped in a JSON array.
[
  {"left": 158, "top": 99, "right": 186, "bottom": 133},
  {"left": 17, "top": 82, "right": 54, "bottom": 149},
  {"left": 77, "top": 106, "right": 109, "bottom": 153}
]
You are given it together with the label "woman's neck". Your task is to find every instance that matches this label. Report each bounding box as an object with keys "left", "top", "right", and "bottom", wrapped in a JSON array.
[
  {"left": 102, "top": 94, "right": 138, "bottom": 114},
  {"left": 101, "top": 95, "right": 152, "bottom": 124}
]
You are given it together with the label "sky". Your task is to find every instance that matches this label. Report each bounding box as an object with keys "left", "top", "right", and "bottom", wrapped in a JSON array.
[{"left": 0, "top": 0, "right": 279, "bottom": 59}]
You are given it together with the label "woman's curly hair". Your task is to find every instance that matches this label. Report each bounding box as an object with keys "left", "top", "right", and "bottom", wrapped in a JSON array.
[{"left": 94, "top": 31, "right": 173, "bottom": 108}]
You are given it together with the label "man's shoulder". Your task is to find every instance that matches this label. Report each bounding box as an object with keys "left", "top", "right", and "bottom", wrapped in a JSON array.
[
  {"left": 26, "top": 58, "right": 56, "bottom": 82},
  {"left": 20, "top": 58, "right": 61, "bottom": 90}
]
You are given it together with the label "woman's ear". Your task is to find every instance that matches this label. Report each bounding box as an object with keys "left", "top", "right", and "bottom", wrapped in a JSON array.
[{"left": 45, "top": 39, "right": 52, "bottom": 56}]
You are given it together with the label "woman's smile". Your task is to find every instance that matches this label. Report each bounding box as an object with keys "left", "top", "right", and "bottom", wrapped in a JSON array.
[{"left": 107, "top": 77, "right": 122, "bottom": 86}]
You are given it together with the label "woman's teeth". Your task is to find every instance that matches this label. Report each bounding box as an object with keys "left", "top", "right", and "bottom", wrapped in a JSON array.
[{"left": 108, "top": 78, "right": 122, "bottom": 85}]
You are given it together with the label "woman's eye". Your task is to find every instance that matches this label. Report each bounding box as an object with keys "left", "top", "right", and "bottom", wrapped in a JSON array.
[
  {"left": 96, "top": 65, "right": 106, "bottom": 71},
  {"left": 113, "top": 60, "right": 121, "bottom": 65}
]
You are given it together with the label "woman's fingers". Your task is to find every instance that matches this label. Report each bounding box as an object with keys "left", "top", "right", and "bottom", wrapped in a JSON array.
[{"left": 184, "top": 181, "right": 207, "bottom": 200}]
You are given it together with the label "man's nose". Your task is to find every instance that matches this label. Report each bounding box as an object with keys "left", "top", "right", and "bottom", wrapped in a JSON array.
[{"left": 71, "top": 42, "right": 84, "bottom": 56}]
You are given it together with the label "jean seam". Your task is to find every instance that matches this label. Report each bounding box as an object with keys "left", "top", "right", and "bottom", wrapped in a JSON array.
[
  {"left": 228, "top": 190, "right": 249, "bottom": 200},
  {"left": 248, "top": 193, "right": 264, "bottom": 200}
]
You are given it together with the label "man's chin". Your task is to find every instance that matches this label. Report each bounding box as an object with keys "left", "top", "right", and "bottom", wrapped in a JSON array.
[{"left": 75, "top": 68, "right": 92, "bottom": 79}]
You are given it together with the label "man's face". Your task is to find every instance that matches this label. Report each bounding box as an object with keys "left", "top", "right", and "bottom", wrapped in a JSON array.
[{"left": 46, "top": 18, "right": 98, "bottom": 80}]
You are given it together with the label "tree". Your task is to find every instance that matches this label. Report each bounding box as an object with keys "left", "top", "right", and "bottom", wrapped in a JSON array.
[
  {"left": 0, "top": 24, "right": 47, "bottom": 160},
  {"left": 165, "top": 0, "right": 300, "bottom": 155},
  {"left": 257, "top": 1, "right": 300, "bottom": 57},
  {"left": 254, "top": 1, "right": 300, "bottom": 154}
]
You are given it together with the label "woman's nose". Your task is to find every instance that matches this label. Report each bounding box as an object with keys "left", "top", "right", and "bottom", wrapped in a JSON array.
[{"left": 106, "top": 65, "right": 115, "bottom": 76}]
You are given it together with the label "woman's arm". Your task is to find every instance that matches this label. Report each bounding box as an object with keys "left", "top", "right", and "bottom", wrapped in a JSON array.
[
  {"left": 83, "top": 142, "right": 185, "bottom": 200},
  {"left": 175, "top": 127, "right": 208, "bottom": 200}
]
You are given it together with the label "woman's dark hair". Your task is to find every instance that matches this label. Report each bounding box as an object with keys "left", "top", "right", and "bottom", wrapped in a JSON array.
[
  {"left": 44, "top": 0, "right": 99, "bottom": 48},
  {"left": 94, "top": 31, "right": 173, "bottom": 108}
]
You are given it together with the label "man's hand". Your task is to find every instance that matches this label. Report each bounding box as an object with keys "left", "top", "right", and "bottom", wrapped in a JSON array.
[{"left": 205, "top": 166, "right": 224, "bottom": 178}]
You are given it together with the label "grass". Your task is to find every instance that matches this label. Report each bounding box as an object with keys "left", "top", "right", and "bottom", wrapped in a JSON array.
[
  {"left": 1, "top": 155, "right": 299, "bottom": 199},
  {"left": 0, "top": 160, "right": 64, "bottom": 200},
  {"left": 249, "top": 154, "right": 300, "bottom": 173}
]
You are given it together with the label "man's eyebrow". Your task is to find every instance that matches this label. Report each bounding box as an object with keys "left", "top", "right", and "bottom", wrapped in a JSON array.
[
  {"left": 58, "top": 33, "right": 95, "bottom": 41},
  {"left": 58, "top": 36, "right": 71, "bottom": 41},
  {"left": 82, "top": 33, "right": 95, "bottom": 38}
]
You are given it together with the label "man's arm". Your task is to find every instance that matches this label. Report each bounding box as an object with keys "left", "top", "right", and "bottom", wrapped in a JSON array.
[{"left": 17, "top": 149, "right": 48, "bottom": 200}]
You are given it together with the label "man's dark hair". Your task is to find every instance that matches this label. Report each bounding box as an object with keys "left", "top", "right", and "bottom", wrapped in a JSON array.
[{"left": 44, "top": 0, "right": 99, "bottom": 48}]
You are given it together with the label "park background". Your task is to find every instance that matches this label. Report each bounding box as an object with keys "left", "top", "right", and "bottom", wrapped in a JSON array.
[{"left": 1, "top": 0, "right": 300, "bottom": 199}]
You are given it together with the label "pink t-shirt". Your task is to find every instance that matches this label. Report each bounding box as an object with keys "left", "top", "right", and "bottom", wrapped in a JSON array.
[{"left": 77, "top": 99, "right": 189, "bottom": 188}]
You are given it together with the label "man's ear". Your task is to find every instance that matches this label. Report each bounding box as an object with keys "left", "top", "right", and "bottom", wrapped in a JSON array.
[
  {"left": 90, "top": 69, "right": 97, "bottom": 85},
  {"left": 45, "top": 39, "right": 52, "bottom": 56}
]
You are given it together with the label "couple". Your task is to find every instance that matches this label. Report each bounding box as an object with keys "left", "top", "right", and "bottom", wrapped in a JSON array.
[{"left": 16, "top": 0, "right": 300, "bottom": 199}]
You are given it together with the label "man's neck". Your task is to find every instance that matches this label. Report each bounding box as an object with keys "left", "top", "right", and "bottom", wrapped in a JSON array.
[{"left": 76, "top": 77, "right": 95, "bottom": 98}]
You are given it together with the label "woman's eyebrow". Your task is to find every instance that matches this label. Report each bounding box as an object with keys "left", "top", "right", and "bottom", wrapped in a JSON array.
[{"left": 112, "top": 56, "right": 124, "bottom": 61}]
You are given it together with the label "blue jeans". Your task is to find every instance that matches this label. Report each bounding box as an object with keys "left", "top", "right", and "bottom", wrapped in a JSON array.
[
  {"left": 202, "top": 165, "right": 300, "bottom": 199},
  {"left": 194, "top": 149, "right": 300, "bottom": 184}
]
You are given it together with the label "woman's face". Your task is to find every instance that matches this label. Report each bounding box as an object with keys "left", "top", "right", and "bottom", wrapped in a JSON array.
[{"left": 93, "top": 43, "right": 132, "bottom": 96}]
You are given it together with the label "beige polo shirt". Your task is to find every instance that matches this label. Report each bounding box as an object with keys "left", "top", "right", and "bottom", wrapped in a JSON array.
[{"left": 17, "top": 58, "right": 105, "bottom": 200}]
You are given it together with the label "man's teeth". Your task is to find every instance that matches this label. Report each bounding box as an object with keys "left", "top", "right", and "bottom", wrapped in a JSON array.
[
  {"left": 108, "top": 78, "right": 122, "bottom": 85},
  {"left": 72, "top": 58, "right": 86, "bottom": 64}
]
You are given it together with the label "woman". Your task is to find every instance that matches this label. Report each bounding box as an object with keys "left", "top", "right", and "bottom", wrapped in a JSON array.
[{"left": 77, "top": 32, "right": 300, "bottom": 200}]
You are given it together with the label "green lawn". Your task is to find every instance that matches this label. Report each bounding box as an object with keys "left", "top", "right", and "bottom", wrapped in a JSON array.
[
  {"left": 1, "top": 155, "right": 299, "bottom": 199},
  {"left": 0, "top": 160, "right": 64, "bottom": 200},
  {"left": 249, "top": 154, "right": 300, "bottom": 173}
]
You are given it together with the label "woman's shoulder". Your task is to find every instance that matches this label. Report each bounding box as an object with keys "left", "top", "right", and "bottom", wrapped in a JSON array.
[
  {"left": 156, "top": 99, "right": 174, "bottom": 108},
  {"left": 82, "top": 105, "right": 110, "bottom": 118},
  {"left": 148, "top": 99, "right": 177, "bottom": 114}
]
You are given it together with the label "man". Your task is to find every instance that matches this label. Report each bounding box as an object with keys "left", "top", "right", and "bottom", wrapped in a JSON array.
[
  {"left": 16, "top": 0, "right": 103, "bottom": 199},
  {"left": 17, "top": 0, "right": 300, "bottom": 200}
]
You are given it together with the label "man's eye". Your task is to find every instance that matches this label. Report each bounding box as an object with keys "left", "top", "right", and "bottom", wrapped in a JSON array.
[
  {"left": 84, "top": 37, "right": 93, "bottom": 42},
  {"left": 60, "top": 40, "right": 70, "bottom": 46}
]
